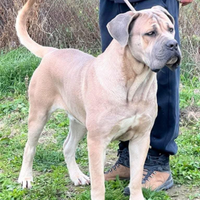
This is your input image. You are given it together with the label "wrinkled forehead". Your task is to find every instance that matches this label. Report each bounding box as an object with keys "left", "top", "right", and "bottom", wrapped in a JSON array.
[{"left": 133, "top": 9, "right": 174, "bottom": 31}]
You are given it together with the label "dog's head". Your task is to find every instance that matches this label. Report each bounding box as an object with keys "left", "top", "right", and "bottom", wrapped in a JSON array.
[{"left": 107, "top": 6, "right": 181, "bottom": 72}]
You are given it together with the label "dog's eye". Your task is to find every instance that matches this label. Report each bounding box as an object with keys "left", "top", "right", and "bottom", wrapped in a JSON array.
[
  {"left": 145, "top": 31, "right": 156, "bottom": 36},
  {"left": 169, "top": 28, "right": 174, "bottom": 33}
]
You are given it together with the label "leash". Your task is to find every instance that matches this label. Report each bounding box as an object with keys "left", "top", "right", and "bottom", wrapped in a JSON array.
[{"left": 124, "top": 0, "right": 136, "bottom": 12}]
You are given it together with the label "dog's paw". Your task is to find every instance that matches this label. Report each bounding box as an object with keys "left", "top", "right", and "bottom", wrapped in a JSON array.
[
  {"left": 71, "top": 173, "right": 90, "bottom": 186},
  {"left": 18, "top": 176, "right": 33, "bottom": 189}
]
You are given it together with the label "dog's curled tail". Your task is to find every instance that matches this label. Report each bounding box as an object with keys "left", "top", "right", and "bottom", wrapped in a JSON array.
[{"left": 16, "top": 0, "right": 57, "bottom": 58}]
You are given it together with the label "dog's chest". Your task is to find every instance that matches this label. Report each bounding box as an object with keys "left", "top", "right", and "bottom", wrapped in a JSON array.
[
  {"left": 110, "top": 112, "right": 153, "bottom": 142},
  {"left": 111, "top": 116, "right": 138, "bottom": 141}
]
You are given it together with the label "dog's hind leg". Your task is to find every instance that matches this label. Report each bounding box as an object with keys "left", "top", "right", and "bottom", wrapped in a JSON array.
[
  {"left": 63, "top": 116, "right": 89, "bottom": 186},
  {"left": 18, "top": 100, "right": 55, "bottom": 188}
]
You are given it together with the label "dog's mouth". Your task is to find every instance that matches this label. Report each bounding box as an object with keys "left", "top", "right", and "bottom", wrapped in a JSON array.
[
  {"left": 151, "top": 55, "right": 181, "bottom": 73},
  {"left": 167, "top": 57, "right": 178, "bottom": 65},
  {"left": 166, "top": 55, "right": 181, "bottom": 71},
  {"left": 152, "top": 69, "right": 160, "bottom": 73}
]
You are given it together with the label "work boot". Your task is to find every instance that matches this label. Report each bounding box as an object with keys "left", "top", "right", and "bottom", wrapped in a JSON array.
[
  {"left": 123, "top": 149, "right": 173, "bottom": 196},
  {"left": 142, "top": 150, "right": 173, "bottom": 191},
  {"left": 104, "top": 148, "right": 130, "bottom": 181}
]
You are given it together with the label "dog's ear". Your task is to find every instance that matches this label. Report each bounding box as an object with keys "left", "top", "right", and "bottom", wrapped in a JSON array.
[
  {"left": 107, "top": 11, "right": 139, "bottom": 47},
  {"left": 152, "top": 6, "right": 175, "bottom": 25}
]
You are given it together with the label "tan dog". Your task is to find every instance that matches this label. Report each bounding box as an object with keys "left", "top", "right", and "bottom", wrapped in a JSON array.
[{"left": 16, "top": 0, "right": 181, "bottom": 199}]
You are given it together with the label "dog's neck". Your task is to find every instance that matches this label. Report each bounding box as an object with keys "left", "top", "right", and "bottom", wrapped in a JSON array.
[
  {"left": 122, "top": 45, "right": 147, "bottom": 76},
  {"left": 103, "top": 40, "right": 150, "bottom": 75},
  {"left": 121, "top": 45, "right": 155, "bottom": 101},
  {"left": 98, "top": 40, "right": 156, "bottom": 102},
  {"left": 95, "top": 40, "right": 156, "bottom": 102}
]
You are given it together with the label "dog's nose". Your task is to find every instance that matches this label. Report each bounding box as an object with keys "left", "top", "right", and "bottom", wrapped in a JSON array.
[{"left": 166, "top": 40, "right": 178, "bottom": 51}]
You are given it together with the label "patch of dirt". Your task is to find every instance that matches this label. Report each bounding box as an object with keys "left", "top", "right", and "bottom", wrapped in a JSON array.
[
  {"left": 180, "top": 105, "right": 200, "bottom": 124},
  {"left": 167, "top": 185, "right": 200, "bottom": 200},
  {"left": 105, "top": 146, "right": 118, "bottom": 170},
  {"left": 0, "top": 122, "right": 5, "bottom": 130},
  {"left": 38, "top": 130, "right": 57, "bottom": 144}
]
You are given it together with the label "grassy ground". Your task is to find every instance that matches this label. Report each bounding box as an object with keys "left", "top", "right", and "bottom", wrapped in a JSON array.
[{"left": 0, "top": 48, "right": 200, "bottom": 200}]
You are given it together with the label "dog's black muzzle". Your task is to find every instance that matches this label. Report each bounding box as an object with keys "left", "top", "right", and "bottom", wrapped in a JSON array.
[{"left": 151, "top": 39, "right": 181, "bottom": 73}]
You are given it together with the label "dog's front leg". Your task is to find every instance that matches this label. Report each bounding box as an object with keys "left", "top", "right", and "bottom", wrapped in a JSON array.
[
  {"left": 128, "top": 114, "right": 153, "bottom": 200},
  {"left": 129, "top": 134, "right": 150, "bottom": 200},
  {"left": 87, "top": 134, "right": 107, "bottom": 200}
]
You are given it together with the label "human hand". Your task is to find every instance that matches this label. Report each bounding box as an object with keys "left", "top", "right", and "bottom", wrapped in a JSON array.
[{"left": 179, "top": 0, "right": 193, "bottom": 6}]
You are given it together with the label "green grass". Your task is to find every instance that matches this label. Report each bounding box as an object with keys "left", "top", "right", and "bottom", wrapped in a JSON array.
[
  {"left": 179, "top": 75, "right": 200, "bottom": 109},
  {"left": 0, "top": 48, "right": 199, "bottom": 200},
  {"left": 0, "top": 47, "right": 41, "bottom": 96}
]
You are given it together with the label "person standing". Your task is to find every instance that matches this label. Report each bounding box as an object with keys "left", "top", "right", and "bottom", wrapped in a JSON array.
[{"left": 99, "top": 0, "right": 193, "bottom": 195}]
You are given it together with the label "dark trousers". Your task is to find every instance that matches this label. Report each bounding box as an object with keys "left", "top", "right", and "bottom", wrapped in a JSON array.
[{"left": 99, "top": 0, "right": 180, "bottom": 155}]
